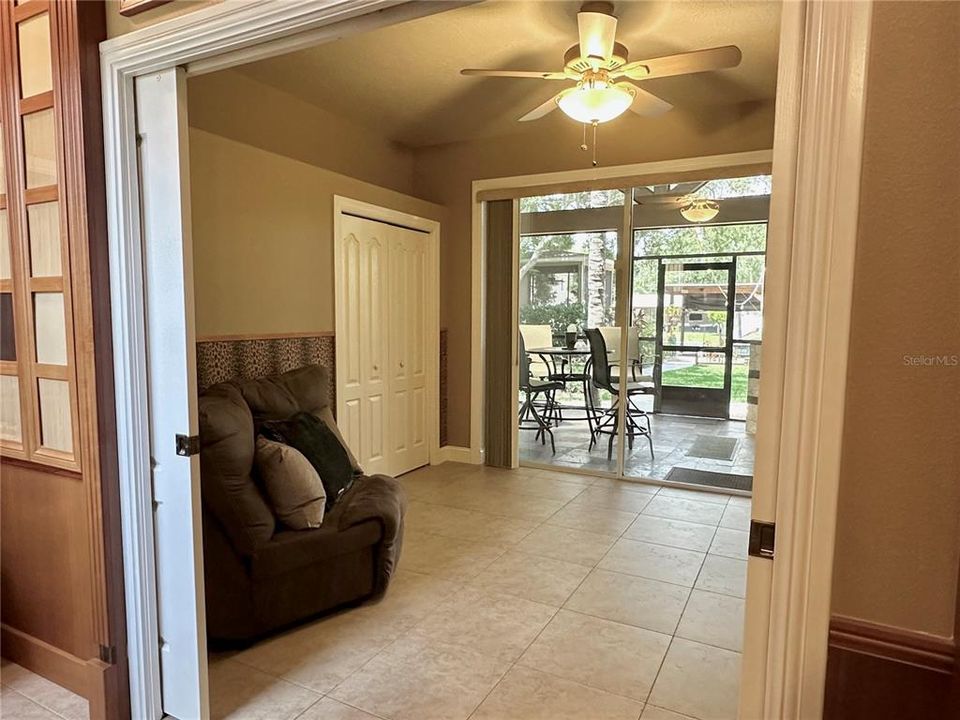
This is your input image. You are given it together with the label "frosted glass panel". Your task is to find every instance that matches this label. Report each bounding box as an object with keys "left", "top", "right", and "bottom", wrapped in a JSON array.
[
  {"left": 23, "top": 109, "right": 57, "bottom": 188},
  {"left": 18, "top": 14, "right": 53, "bottom": 98},
  {"left": 27, "top": 202, "right": 61, "bottom": 277},
  {"left": 38, "top": 378, "right": 72, "bottom": 452},
  {"left": 34, "top": 292, "right": 67, "bottom": 365},
  {"left": 0, "top": 210, "right": 10, "bottom": 280},
  {"left": 0, "top": 375, "right": 22, "bottom": 443}
]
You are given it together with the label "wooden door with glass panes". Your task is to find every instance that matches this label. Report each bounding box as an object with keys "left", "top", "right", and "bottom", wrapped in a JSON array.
[{"left": 0, "top": 2, "right": 127, "bottom": 719}]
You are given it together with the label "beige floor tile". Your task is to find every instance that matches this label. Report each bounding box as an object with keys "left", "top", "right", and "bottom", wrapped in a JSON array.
[
  {"left": 546, "top": 503, "right": 639, "bottom": 535},
  {"left": 727, "top": 495, "right": 752, "bottom": 508},
  {"left": 565, "top": 486, "right": 656, "bottom": 513},
  {"left": 649, "top": 638, "right": 742, "bottom": 720},
  {"left": 676, "top": 590, "right": 746, "bottom": 652},
  {"left": 719, "top": 503, "right": 751, "bottom": 530},
  {"left": 470, "top": 666, "right": 645, "bottom": 720},
  {"left": 297, "top": 697, "right": 383, "bottom": 720},
  {"left": 590, "top": 476, "right": 659, "bottom": 494},
  {"left": 354, "top": 569, "right": 462, "bottom": 631},
  {"left": 641, "top": 705, "right": 697, "bottom": 720},
  {"left": 0, "top": 661, "right": 88, "bottom": 720},
  {"left": 0, "top": 688, "right": 65, "bottom": 720},
  {"left": 656, "top": 486, "right": 732, "bottom": 505},
  {"left": 519, "top": 609, "right": 671, "bottom": 701},
  {"left": 642, "top": 496, "right": 726, "bottom": 525},
  {"left": 470, "top": 550, "right": 591, "bottom": 606},
  {"left": 599, "top": 538, "right": 705, "bottom": 587},
  {"left": 515, "top": 523, "right": 618, "bottom": 567},
  {"left": 405, "top": 501, "right": 537, "bottom": 544},
  {"left": 401, "top": 531, "right": 506, "bottom": 581},
  {"left": 409, "top": 586, "right": 556, "bottom": 662},
  {"left": 709, "top": 528, "right": 749, "bottom": 559},
  {"left": 565, "top": 568, "right": 690, "bottom": 634},
  {"left": 230, "top": 610, "right": 398, "bottom": 693},
  {"left": 695, "top": 555, "right": 747, "bottom": 598},
  {"left": 452, "top": 473, "right": 588, "bottom": 502},
  {"left": 208, "top": 658, "right": 321, "bottom": 720},
  {"left": 624, "top": 515, "right": 717, "bottom": 552},
  {"left": 529, "top": 468, "right": 595, "bottom": 487},
  {"left": 430, "top": 485, "right": 568, "bottom": 521},
  {"left": 330, "top": 636, "right": 511, "bottom": 720}
]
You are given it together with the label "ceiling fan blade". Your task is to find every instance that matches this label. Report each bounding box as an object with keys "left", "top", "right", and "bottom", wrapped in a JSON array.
[
  {"left": 622, "top": 83, "right": 673, "bottom": 116},
  {"left": 578, "top": 10, "right": 617, "bottom": 62},
  {"left": 461, "top": 69, "right": 568, "bottom": 80},
  {"left": 615, "top": 45, "right": 743, "bottom": 81},
  {"left": 518, "top": 94, "right": 561, "bottom": 122}
]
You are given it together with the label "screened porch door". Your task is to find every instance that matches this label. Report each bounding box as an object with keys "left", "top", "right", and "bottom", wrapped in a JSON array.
[{"left": 654, "top": 260, "right": 736, "bottom": 419}]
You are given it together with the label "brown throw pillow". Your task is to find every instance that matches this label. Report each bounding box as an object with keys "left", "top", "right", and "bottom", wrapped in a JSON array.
[{"left": 254, "top": 437, "right": 326, "bottom": 529}]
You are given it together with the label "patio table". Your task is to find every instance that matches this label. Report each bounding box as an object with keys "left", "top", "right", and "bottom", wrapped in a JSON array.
[{"left": 527, "top": 346, "right": 596, "bottom": 426}]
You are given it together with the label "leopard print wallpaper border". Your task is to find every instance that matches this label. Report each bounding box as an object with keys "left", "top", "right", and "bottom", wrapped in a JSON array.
[{"left": 196, "top": 331, "right": 449, "bottom": 445}]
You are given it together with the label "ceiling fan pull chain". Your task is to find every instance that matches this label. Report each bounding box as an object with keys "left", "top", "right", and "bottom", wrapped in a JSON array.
[
  {"left": 592, "top": 120, "right": 599, "bottom": 167},
  {"left": 581, "top": 123, "right": 588, "bottom": 152}
]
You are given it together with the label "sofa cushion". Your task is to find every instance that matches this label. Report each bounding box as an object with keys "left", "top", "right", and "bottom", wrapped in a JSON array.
[
  {"left": 254, "top": 437, "right": 326, "bottom": 529},
  {"left": 198, "top": 385, "right": 276, "bottom": 555},
  {"left": 262, "top": 412, "right": 355, "bottom": 510},
  {"left": 251, "top": 517, "right": 382, "bottom": 581}
]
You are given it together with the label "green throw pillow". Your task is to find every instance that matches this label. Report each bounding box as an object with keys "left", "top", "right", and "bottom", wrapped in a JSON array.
[{"left": 261, "top": 412, "right": 354, "bottom": 510}]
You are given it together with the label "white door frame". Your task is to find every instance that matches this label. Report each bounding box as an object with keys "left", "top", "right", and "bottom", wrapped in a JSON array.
[
  {"left": 100, "top": 1, "right": 872, "bottom": 718},
  {"left": 468, "top": 4, "right": 872, "bottom": 719},
  {"left": 333, "top": 196, "right": 442, "bottom": 471}
]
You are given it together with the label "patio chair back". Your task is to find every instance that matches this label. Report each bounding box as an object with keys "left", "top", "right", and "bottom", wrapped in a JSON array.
[
  {"left": 518, "top": 332, "right": 532, "bottom": 391},
  {"left": 586, "top": 328, "right": 615, "bottom": 393},
  {"left": 519, "top": 324, "right": 552, "bottom": 378},
  {"left": 599, "top": 326, "right": 642, "bottom": 365}
]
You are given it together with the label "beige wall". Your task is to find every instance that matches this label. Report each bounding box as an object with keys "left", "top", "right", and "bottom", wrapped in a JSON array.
[
  {"left": 413, "top": 100, "right": 777, "bottom": 446},
  {"left": 189, "top": 127, "right": 442, "bottom": 338},
  {"left": 189, "top": 70, "right": 415, "bottom": 196},
  {"left": 830, "top": 1, "right": 960, "bottom": 639}
]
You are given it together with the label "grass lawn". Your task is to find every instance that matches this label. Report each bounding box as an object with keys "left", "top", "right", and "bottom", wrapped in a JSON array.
[{"left": 661, "top": 363, "right": 749, "bottom": 402}]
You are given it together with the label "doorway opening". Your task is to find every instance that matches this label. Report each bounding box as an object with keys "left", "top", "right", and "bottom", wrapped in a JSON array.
[{"left": 518, "top": 174, "right": 769, "bottom": 493}]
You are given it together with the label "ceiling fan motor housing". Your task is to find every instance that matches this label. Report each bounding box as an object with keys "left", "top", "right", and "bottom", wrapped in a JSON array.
[{"left": 564, "top": 42, "right": 629, "bottom": 73}]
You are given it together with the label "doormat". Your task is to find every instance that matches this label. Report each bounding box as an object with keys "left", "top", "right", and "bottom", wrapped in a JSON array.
[
  {"left": 665, "top": 467, "right": 753, "bottom": 492},
  {"left": 687, "top": 434, "right": 739, "bottom": 460}
]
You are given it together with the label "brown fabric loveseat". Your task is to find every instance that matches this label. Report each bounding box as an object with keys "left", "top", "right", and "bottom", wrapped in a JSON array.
[{"left": 198, "top": 364, "right": 406, "bottom": 644}]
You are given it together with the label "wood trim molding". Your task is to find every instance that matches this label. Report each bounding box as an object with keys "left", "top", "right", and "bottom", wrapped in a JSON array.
[
  {"left": 829, "top": 615, "right": 956, "bottom": 674},
  {"left": 195, "top": 330, "right": 334, "bottom": 342},
  {"left": 118, "top": 0, "right": 173, "bottom": 18}
]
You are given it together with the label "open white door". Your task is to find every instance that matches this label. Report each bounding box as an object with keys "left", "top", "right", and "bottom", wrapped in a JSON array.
[{"left": 135, "top": 68, "right": 209, "bottom": 720}]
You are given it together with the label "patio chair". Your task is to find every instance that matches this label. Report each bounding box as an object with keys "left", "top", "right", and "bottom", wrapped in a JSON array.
[
  {"left": 598, "top": 326, "right": 648, "bottom": 381},
  {"left": 519, "top": 324, "right": 554, "bottom": 379},
  {"left": 585, "top": 328, "right": 654, "bottom": 460},
  {"left": 518, "top": 332, "right": 563, "bottom": 453}
]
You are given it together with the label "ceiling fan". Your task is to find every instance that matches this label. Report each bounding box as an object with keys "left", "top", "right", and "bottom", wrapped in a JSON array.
[{"left": 460, "top": 1, "right": 742, "bottom": 126}]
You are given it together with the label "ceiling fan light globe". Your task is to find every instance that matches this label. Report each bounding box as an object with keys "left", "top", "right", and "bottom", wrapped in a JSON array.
[
  {"left": 557, "top": 83, "right": 633, "bottom": 124},
  {"left": 680, "top": 199, "right": 720, "bottom": 223}
]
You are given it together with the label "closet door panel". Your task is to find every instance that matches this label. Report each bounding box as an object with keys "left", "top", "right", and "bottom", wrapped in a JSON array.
[
  {"left": 361, "top": 230, "right": 387, "bottom": 473},
  {"left": 336, "top": 223, "right": 363, "bottom": 457}
]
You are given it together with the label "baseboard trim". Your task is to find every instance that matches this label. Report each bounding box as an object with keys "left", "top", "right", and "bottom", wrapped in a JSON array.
[
  {"left": 1, "top": 624, "right": 89, "bottom": 696},
  {"left": 436, "top": 445, "right": 477, "bottom": 464},
  {"left": 828, "top": 615, "right": 955, "bottom": 673}
]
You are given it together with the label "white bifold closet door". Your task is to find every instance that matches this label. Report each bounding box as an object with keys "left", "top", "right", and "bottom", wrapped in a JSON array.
[{"left": 337, "top": 214, "right": 429, "bottom": 477}]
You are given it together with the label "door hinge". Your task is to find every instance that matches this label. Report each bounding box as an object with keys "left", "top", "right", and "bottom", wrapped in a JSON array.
[
  {"left": 175, "top": 434, "right": 200, "bottom": 457},
  {"left": 99, "top": 644, "right": 118, "bottom": 665},
  {"left": 748, "top": 520, "right": 776, "bottom": 559}
]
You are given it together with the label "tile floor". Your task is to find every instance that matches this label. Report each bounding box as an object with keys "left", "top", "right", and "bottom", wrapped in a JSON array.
[
  {"left": 209, "top": 462, "right": 749, "bottom": 720},
  {"left": 0, "top": 658, "right": 89, "bottom": 720},
  {"left": 520, "top": 410, "right": 756, "bottom": 484}
]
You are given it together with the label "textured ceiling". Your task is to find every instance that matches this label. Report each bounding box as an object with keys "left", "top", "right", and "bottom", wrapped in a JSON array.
[{"left": 233, "top": 0, "right": 781, "bottom": 149}]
